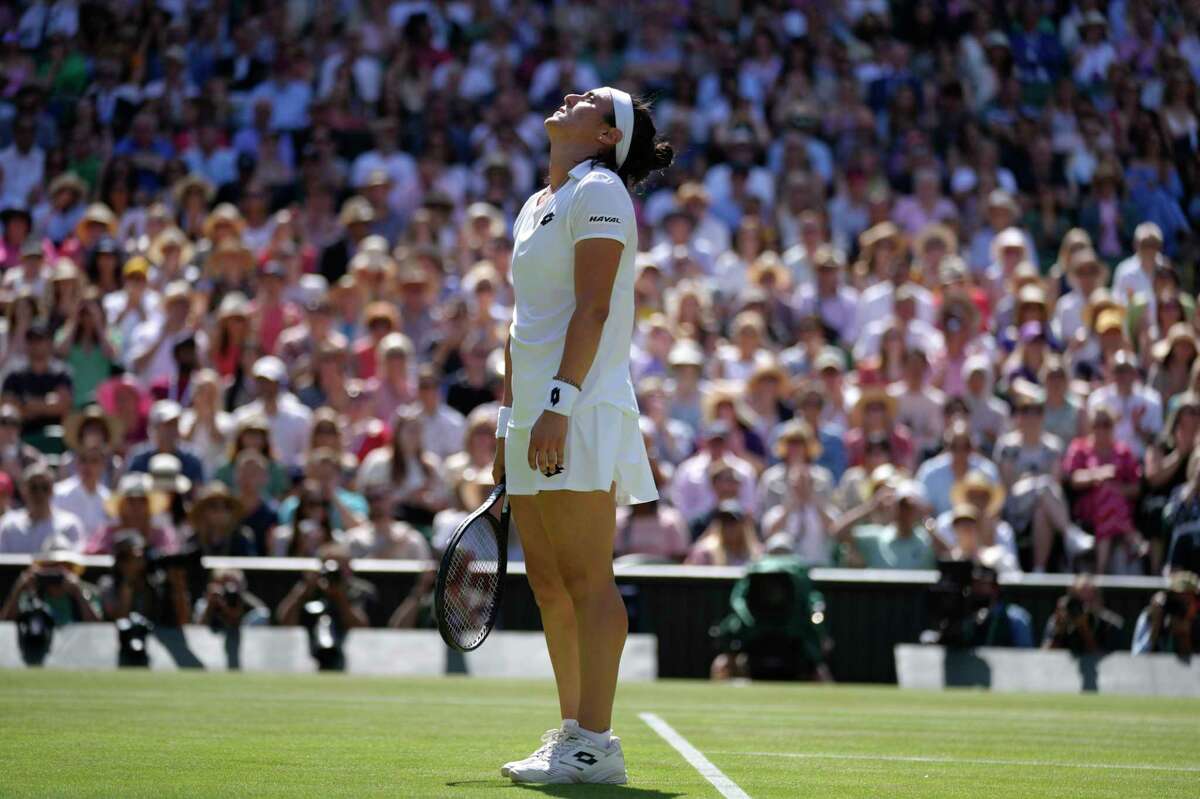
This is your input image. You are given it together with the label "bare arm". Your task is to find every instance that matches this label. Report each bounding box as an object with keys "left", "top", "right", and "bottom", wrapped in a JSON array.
[
  {"left": 276, "top": 574, "right": 318, "bottom": 625},
  {"left": 554, "top": 238, "right": 623, "bottom": 387},
  {"left": 502, "top": 334, "right": 513, "bottom": 407}
]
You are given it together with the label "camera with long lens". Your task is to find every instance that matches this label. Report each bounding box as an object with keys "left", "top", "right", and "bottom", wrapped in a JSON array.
[
  {"left": 16, "top": 594, "right": 54, "bottom": 666},
  {"left": 116, "top": 613, "right": 153, "bottom": 668},
  {"left": 301, "top": 596, "right": 344, "bottom": 671},
  {"left": 922, "top": 560, "right": 987, "bottom": 647},
  {"left": 320, "top": 558, "right": 342, "bottom": 585},
  {"left": 711, "top": 558, "right": 829, "bottom": 681},
  {"left": 35, "top": 569, "right": 65, "bottom": 590},
  {"left": 148, "top": 544, "right": 204, "bottom": 579},
  {"left": 222, "top": 581, "right": 243, "bottom": 609}
]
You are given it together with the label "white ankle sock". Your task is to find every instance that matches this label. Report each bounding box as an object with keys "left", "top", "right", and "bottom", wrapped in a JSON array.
[
  {"left": 561, "top": 718, "right": 579, "bottom": 731},
  {"left": 576, "top": 726, "right": 612, "bottom": 747}
]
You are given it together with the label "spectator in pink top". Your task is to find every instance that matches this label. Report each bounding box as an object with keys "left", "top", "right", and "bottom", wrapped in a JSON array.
[
  {"left": 250, "top": 260, "right": 301, "bottom": 355},
  {"left": 1064, "top": 404, "right": 1143, "bottom": 575}
]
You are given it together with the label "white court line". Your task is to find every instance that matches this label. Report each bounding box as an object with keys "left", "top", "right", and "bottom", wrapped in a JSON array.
[
  {"left": 709, "top": 750, "right": 1200, "bottom": 774},
  {"left": 639, "top": 712, "right": 751, "bottom": 799}
]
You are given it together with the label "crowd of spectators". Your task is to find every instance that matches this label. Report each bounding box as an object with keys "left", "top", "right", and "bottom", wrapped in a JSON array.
[{"left": 1, "top": 0, "right": 1200, "bottom": 645}]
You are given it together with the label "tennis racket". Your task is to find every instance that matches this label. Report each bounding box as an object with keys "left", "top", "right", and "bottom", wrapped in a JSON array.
[{"left": 434, "top": 479, "right": 510, "bottom": 652}]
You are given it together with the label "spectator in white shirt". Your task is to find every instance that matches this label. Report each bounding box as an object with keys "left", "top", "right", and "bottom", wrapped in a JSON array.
[
  {"left": 52, "top": 445, "right": 112, "bottom": 538},
  {"left": 234, "top": 356, "right": 313, "bottom": 469},
  {"left": 1112, "top": 223, "right": 1165, "bottom": 306},
  {"left": 668, "top": 421, "right": 758, "bottom": 525},
  {"left": 1086, "top": 349, "right": 1163, "bottom": 458},
  {"left": 127, "top": 281, "right": 203, "bottom": 383},
  {"left": 0, "top": 116, "right": 44, "bottom": 210},
  {"left": 415, "top": 365, "right": 465, "bottom": 461},
  {"left": 0, "top": 463, "right": 86, "bottom": 553},
  {"left": 350, "top": 117, "right": 420, "bottom": 219},
  {"left": 1052, "top": 246, "right": 1107, "bottom": 344}
]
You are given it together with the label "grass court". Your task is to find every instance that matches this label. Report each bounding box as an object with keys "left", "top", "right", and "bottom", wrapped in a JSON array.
[{"left": 3, "top": 670, "right": 1198, "bottom": 798}]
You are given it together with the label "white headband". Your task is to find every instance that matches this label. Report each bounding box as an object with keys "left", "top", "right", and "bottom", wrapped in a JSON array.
[{"left": 604, "top": 87, "right": 634, "bottom": 169}]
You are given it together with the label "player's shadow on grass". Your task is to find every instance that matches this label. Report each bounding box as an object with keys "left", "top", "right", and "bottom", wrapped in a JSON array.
[{"left": 445, "top": 782, "right": 683, "bottom": 797}]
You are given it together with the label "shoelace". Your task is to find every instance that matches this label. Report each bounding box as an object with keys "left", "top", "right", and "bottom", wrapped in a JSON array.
[{"left": 529, "top": 728, "right": 569, "bottom": 763}]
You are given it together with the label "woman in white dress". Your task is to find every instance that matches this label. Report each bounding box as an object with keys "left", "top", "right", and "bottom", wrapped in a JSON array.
[{"left": 493, "top": 88, "right": 672, "bottom": 785}]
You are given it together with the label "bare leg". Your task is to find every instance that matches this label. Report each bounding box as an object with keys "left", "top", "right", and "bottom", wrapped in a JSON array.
[
  {"left": 1095, "top": 536, "right": 1112, "bottom": 576},
  {"left": 536, "top": 486, "right": 625, "bottom": 734},
  {"left": 509, "top": 494, "right": 579, "bottom": 721},
  {"left": 1031, "top": 499, "right": 1054, "bottom": 572}
]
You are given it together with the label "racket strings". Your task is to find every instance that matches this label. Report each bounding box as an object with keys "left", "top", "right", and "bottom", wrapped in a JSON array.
[{"left": 441, "top": 515, "right": 502, "bottom": 649}]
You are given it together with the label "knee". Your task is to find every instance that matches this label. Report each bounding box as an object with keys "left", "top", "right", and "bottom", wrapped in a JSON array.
[
  {"left": 559, "top": 568, "right": 614, "bottom": 605},
  {"left": 526, "top": 565, "right": 572, "bottom": 612}
]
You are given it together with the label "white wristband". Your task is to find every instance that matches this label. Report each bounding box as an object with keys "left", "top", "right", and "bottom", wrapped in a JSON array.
[
  {"left": 543, "top": 379, "right": 580, "bottom": 416},
  {"left": 495, "top": 406, "right": 512, "bottom": 439}
]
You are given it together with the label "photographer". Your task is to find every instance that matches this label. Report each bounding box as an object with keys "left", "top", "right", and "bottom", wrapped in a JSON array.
[
  {"left": 1042, "top": 574, "right": 1125, "bottom": 654},
  {"left": 194, "top": 568, "right": 269, "bottom": 629},
  {"left": 1132, "top": 571, "right": 1200, "bottom": 656},
  {"left": 276, "top": 542, "right": 371, "bottom": 630},
  {"left": 0, "top": 540, "right": 100, "bottom": 624},
  {"left": 927, "top": 562, "right": 1034, "bottom": 648},
  {"left": 97, "top": 530, "right": 190, "bottom": 627}
]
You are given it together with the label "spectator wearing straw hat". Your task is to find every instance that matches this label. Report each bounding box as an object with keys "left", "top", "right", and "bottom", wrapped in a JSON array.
[
  {"left": 665, "top": 339, "right": 706, "bottom": 434},
  {"left": 757, "top": 419, "right": 833, "bottom": 519},
  {"left": 184, "top": 482, "right": 256, "bottom": 557},
  {"left": 0, "top": 464, "right": 87, "bottom": 553},
  {"left": 845, "top": 385, "right": 916, "bottom": 475},
  {"left": 85, "top": 473, "right": 176, "bottom": 555},
  {"left": 1147, "top": 324, "right": 1198, "bottom": 409},
  {"left": 938, "top": 472, "right": 1020, "bottom": 572},
  {"left": 319, "top": 196, "right": 375, "bottom": 285},
  {"left": 4, "top": 237, "right": 47, "bottom": 296},
  {"left": 37, "top": 173, "right": 86, "bottom": 247},
  {"left": 105, "top": 256, "right": 161, "bottom": 354},
  {"left": 1051, "top": 248, "right": 1107, "bottom": 345}
]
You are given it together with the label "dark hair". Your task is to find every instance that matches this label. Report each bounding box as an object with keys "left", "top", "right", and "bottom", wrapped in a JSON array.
[{"left": 598, "top": 96, "right": 674, "bottom": 188}]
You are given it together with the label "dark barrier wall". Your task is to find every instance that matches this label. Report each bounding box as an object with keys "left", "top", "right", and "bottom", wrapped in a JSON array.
[{"left": 0, "top": 557, "right": 1165, "bottom": 683}]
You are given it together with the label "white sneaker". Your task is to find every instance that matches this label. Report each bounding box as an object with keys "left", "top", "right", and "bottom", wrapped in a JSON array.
[
  {"left": 500, "top": 721, "right": 577, "bottom": 777},
  {"left": 508, "top": 732, "right": 627, "bottom": 784}
]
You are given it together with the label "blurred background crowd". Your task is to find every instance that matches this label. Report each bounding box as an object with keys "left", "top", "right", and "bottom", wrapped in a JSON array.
[{"left": 0, "top": 0, "right": 1199, "bottom": 655}]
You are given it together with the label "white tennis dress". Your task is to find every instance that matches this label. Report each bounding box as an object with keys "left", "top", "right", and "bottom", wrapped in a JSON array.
[{"left": 503, "top": 160, "right": 658, "bottom": 506}]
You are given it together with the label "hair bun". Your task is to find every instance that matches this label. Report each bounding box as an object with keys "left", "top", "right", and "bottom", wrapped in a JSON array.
[{"left": 652, "top": 141, "right": 675, "bottom": 170}]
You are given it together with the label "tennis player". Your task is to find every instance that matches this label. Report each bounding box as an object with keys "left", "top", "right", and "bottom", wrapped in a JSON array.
[{"left": 492, "top": 88, "right": 672, "bottom": 784}]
